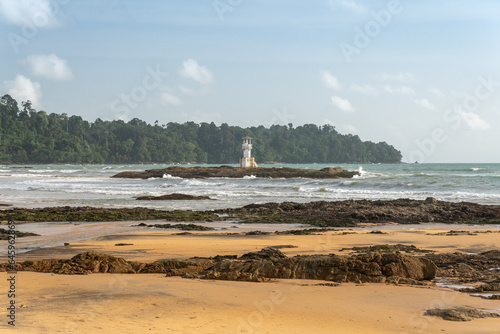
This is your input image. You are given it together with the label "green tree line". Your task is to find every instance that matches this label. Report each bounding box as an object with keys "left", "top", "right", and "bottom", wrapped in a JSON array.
[{"left": 0, "top": 94, "right": 402, "bottom": 164}]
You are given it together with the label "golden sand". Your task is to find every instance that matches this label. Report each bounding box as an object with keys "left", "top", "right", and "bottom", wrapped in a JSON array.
[{"left": 1, "top": 224, "right": 500, "bottom": 333}]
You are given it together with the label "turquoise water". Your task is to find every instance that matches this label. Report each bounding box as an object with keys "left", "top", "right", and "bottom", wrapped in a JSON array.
[{"left": 0, "top": 163, "right": 499, "bottom": 209}]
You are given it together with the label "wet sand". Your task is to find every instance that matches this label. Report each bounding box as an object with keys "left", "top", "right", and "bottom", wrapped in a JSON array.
[
  {"left": 8, "top": 222, "right": 500, "bottom": 262},
  {"left": 1, "top": 223, "right": 499, "bottom": 333}
]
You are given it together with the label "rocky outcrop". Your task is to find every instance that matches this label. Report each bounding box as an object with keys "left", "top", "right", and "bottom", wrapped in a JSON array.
[
  {"left": 3, "top": 199, "right": 500, "bottom": 226},
  {"left": 11, "top": 251, "right": 136, "bottom": 275},
  {"left": 136, "top": 193, "right": 211, "bottom": 201},
  {"left": 135, "top": 258, "right": 215, "bottom": 276},
  {"left": 112, "top": 166, "right": 358, "bottom": 179},
  {"left": 0, "top": 248, "right": 437, "bottom": 283},
  {"left": 0, "top": 206, "right": 221, "bottom": 222},
  {"left": 424, "top": 308, "right": 500, "bottom": 321},
  {"left": 203, "top": 252, "right": 437, "bottom": 283},
  {"left": 425, "top": 252, "right": 500, "bottom": 280},
  {"left": 135, "top": 222, "right": 215, "bottom": 231},
  {"left": 0, "top": 229, "right": 39, "bottom": 239},
  {"left": 219, "top": 198, "right": 500, "bottom": 226},
  {"left": 459, "top": 279, "right": 500, "bottom": 293}
]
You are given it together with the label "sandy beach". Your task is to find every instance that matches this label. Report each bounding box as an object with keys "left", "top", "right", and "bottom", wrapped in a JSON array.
[
  {"left": 1, "top": 273, "right": 500, "bottom": 334},
  {"left": 1, "top": 222, "right": 500, "bottom": 333}
]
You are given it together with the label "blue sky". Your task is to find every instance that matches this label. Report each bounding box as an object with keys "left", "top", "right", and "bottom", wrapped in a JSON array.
[{"left": 1, "top": 0, "right": 500, "bottom": 163}]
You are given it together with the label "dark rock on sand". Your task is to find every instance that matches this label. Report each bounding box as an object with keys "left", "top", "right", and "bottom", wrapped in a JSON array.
[
  {"left": 136, "top": 193, "right": 211, "bottom": 201},
  {"left": 0, "top": 248, "right": 437, "bottom": 283},
  {"left": 7, "top": 251, "right": 136, "bottom": 275},
  {"left": 219, "top": 198, "right": 500, "bottom": 226},
  {"left": 136, "top": 258, "right": 215, "bottom": 276},
  {"left": 459, "top": 279, "right": 500, "bottom": 293},
  {"left": 203, "top": 251, "right": 437, "bottom": 283},
  {"left": 424, "top": 307, "right": 500, "bottom": 321},
  {"left": 425, "top": 253, "right": 500, "bottom": 281},
  {"left": 135, "top": 223, "right": 215, "bottom": 231},
  {"left": 112, "top": 166, "right": 358, "bottom": 179},
  {"left": 0, "top": 228, "right": 39, "bottom": 239},
  {"left": 240, "top": 247, "right": 287, "bottom": 260},
  {"left": 342, "top": 244, "right": 434, "bottom": 254},
  {"left": 480, "top": 295, "right": 500, "bottom": 300}
]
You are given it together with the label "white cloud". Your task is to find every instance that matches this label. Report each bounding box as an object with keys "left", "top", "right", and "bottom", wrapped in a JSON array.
[
  {"left": 379, "top": 72, "right": 415, "bottom": 83},
  {"left": 350, "top": 83, "right": 377, "bottom": 96},
  {"left": 429, "top": 87, "right": 443, "bottom": 96},
  {"left": 414, "top": 98, "right": 438, "bottom": 111},
  {"left": 4, "top": 74, "right": 42, "bottom": 107},
  {"left": 24, "top": 54, "right": 73, "bottom": 80},
  {"left": 180, "top": 59, "right": 212, "bottom": 84},
  {"left": 0, "top": 0, "right": 59, "bottom": 27},
  {"left": 458, "top": 111, "right": 491, "bottom": 130},
  {"left": 330, "top": 95, "right": 354, "bottom": 112},
  {"left": 383, "top": 85, "right": 415, "bottom": 95},
  {"left": 321, "top": 71, "right": 341, "bottom": 90},
  {"left": 329, "top": 0, "right": 366, "bottom": 14},
  {"left": 161, "top": 91, "right": 182, "bottom": 106}
]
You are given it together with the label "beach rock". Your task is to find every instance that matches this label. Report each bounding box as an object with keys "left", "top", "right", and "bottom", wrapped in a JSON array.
[
  {"left": 0, "top": 249, "right": 437, "bottom": 283},
  {"left": 136, "top": 223, "right": 215, "bottom": 231},
  {"left": 240, "top": 247, "right": 287, "bottom": 260},
  {"left": 460, "top": 279, "right": 500, "bottom": 293},
  {"left": 202, "top": 249, "right": 437, "bottom": 283},
  {"left": 0, "top": 229, "right": 39, "bottom": 239},
  {"left": 424, "top": 307, "right": 500, "bottom": 321},
  {"left": 13, "top": 251, "right": 135, "bottom": 275},
  {"left": 136, "top": 193, "right": 211, "bottom": 201},
  {"left": 135, "top": 258, "right": 215, "bottom": 276},
  {"left": 219, "top": 199, "right": 500, "bottom": 226},
  {"left": 425, "top": 252, "right": 500, "bottom": 280},
  {"left": 482, "top": 250, "right": 500, "bottom": 260}
]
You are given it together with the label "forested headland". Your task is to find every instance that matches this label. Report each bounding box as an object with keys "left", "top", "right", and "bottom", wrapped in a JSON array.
[{"left": 0, "top": 94, "right": 402, "bottom": 164}]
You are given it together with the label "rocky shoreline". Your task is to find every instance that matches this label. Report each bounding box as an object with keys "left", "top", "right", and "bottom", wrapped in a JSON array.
[
  {"left": 0, "top": 206, "right": 221, "bottom": 223},
  {"left": 0, "top": 247, "right": 437, "bottom": 284},
  {"left": 111, "top": 165, "right": 359, "bottom": 179},
  {"left": 2, "top": 246, "right": 499, "bottom": 287},
  {"left": 2, "top": 198, "right": 500, "bottom": 226},
  {"left": 218, "top": 198, "right": 500, "bottom": 226}
]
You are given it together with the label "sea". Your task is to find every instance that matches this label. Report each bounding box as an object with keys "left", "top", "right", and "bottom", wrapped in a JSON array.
[{"left": 1, "top": 163, "right": 500, "bottom": 210}]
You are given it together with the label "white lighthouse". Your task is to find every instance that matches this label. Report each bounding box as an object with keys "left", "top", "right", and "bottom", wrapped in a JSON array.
[{"left": 240, "top": 136, "right": 258, "bottom": 168}]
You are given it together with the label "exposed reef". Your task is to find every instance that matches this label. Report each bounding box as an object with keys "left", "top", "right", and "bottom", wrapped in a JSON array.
[
  {"left": 0, "top": 228, "right": 39, "bottom": 239},
  {"left": 0, "top": 206, "right": 222, "bottom": 223},
  {"left": 134, "top": 222, "right": 215, "bottom": 231},
  {"left": 2, "top": 198, "right": 500, "bottom": 227},
  {"left": 112, "top": 166, "right": 358, "bottom": 179},
  {"left": 0, "top": 248, "right": 437, "bottom": 284},
  {"left": 424, "top": 308, "right": 500, "bottom": 321},
  {"left": 218, "top": 198, "right": 500, "bottom": 226},
  {"left": 136, "top": 193, "right": 212, "bottom": 201}
]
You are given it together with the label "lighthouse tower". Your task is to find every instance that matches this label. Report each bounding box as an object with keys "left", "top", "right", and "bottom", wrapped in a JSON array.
[{"left": 240, "top": 136, "right": 258, "bottom": 168}]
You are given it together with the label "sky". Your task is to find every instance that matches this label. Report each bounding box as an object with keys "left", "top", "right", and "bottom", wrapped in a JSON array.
[{"left": 1, "top": 0, "right": 500, "bottom": 163}]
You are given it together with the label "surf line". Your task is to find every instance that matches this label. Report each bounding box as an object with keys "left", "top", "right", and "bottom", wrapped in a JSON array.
[{"left": 6, "top": 220, "right": 17, "bottom": 326}]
